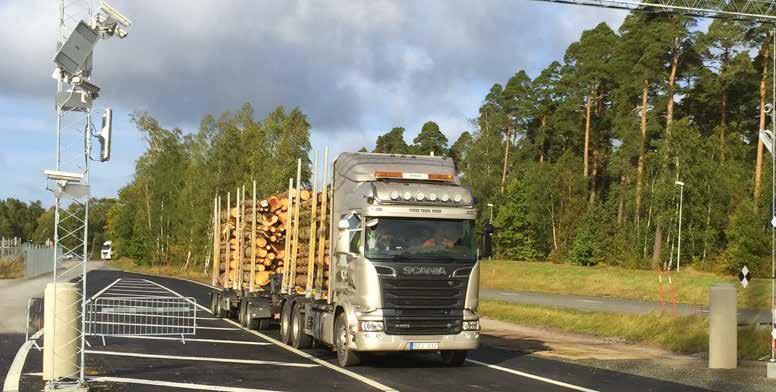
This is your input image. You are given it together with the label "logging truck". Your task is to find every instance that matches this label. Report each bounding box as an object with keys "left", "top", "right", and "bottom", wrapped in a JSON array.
[{"left": 210, "top": 152, "right": 485, "bottom": 367}]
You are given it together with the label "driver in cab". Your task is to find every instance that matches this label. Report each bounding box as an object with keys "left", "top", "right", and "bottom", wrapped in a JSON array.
[{"left": 422, "top": 228, "right": 455, "bottom": 249}]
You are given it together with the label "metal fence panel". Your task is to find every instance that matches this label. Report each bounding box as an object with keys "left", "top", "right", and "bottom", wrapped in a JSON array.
[
  {"left": 24, "top": 244, "right": 60, "bottom": 279},
  {"left": 86, "top": 297, "right": 198, "bottom": 337}
]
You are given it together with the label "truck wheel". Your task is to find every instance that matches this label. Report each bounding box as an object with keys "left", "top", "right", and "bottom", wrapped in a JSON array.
[
  {"left": 291, "top": 305, "right": 313, "bottom": 349},
  {"left": 238, "top": 301, "right": 247, "bottom": 326},
  {"left": 215, "top": 295, "right": 228, "bottom": 319},
  {"left": 440, "top": 350, "right": 467, "bottom": 366},
  {"left": 335, "top": 312, "right": 361, "bottom": 367},
  {"left": 209, "top": 292, "right": 218, "bottom": 315},
  {"left": 280, "top": 301, "right": 293, "bottom": 344},
  {"left": 257, "top": 318, "right": 271, "bottom": 330}
]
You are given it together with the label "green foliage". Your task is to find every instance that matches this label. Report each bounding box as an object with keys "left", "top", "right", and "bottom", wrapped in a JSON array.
[
  {"left": 411, "top": 121, "right": 449, "bottom": 156},
  {"left": 493, "top": 178, "right": 537, "bottom": 260},
  {"left": 109, "top": 103, "right": 311, "bottom": 266},
  {"left": 0, "top": 199, "right": 45, "bottom": 240},
  {"left": 374, "top": 127, "right": 410, "bottom": 154}
]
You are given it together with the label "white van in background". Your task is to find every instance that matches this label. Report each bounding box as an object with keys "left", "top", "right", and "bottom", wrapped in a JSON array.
[{"left": 100, "top": 241, "right": 112, "bottom": 260}]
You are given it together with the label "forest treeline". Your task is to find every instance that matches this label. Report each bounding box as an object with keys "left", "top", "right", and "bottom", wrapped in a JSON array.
[
  {"left": 0, "top": 198, "right": 114, "bottom": 257},
  {"left": 108, "top": 11, "right": 774, "bottom": 275}
]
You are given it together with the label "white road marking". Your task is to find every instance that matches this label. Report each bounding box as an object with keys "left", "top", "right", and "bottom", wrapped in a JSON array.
[
  {"left": 106, "top": 335, "right": 271, "bottom": 345},
  {"left": 143, "top": 279, "right": 212, "bottom": 314},
  {"left": 91, "top": 376, "right": 283, "bottom": 392},
  {"left": 577, "top": 300, "right": 603, "bottom": 304},
  {"left": 141, "top": 278, "right": 397, "bottom": 392},
  {"left": 499, "top": 292, "right": 521, "bottom": 296},
  {"left": 87, "top": 278, "right": 123, "bottom": 303},
  {"left": 85, "top": 350, "right": 318, "bottom": 368},
  {"left": 466, "top": 359, "right": 599, "bottom": 392},
  {"left": 2, "top": 330, "right": 43, "bottom": 392},
  {"left": 105, "top": 288, "right": 171, "bottom": 293},
  {"left": 22, "top": 373, "right": 280, "bottom": 392},
  {"left": 117, "top": 270, "right": 221, "bottom": 290},
  {"left": 222, "top": 319, "right": 399, "bottom": 392}
]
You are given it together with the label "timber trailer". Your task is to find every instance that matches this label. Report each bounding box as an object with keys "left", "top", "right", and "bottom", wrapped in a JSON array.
[{"left": 210, "top": 152, "right": 485, "bottom": 366}]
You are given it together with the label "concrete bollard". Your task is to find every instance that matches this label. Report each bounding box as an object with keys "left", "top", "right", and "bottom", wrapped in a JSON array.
[
  {"left": 43, "top": 282, "right": 81, "bottom": 381},
  {"left": 708, "top": 283, "right": 737, "bottom": 369}
]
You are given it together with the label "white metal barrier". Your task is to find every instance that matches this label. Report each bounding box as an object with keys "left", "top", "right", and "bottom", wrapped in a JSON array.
[{"left": 86, "top": 297, "right": 197, "bottom": 343}]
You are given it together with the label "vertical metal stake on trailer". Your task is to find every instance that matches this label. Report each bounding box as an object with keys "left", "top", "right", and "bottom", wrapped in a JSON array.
[
  {"left": 225, "top": 192, "right": 231, "bottom": 289},
  {"left": 306, "top": 151, "right": 319, "bottom": 293},
  {"left": 289, "top": 159, "right": 303, "bottom": 294},
  {"left": 316, "top": 147, "right": 329, "bottom": 295},
  {"left": 250, "top": 181, "right": 257, "bottom": 293},
  {"left": 282, "top": 178, "right": 294, "bottom": 293}
]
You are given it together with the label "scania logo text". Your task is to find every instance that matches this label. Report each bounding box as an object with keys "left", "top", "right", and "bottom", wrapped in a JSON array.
[{"left": 402, "top": 266, "right": 447, "bottom": 276}]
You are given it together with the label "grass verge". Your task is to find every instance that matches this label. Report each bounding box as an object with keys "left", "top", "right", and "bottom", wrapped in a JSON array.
[
  {"left": 480, "top": 300, "right": 772, "bottom": 361},
  {"left": 109, "top": 257, "right": 211, "bottom": 285},
  {"left": 0, "top": 257, "right": 24, "bottom": 279},
  {"left": 481, "top": 260, "right": 771, "bottom": 309}
]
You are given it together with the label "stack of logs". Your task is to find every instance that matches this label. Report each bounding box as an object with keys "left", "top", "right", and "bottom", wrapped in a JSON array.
[{"left": 216, "top": 186, "right": 331, "bottom": 294}]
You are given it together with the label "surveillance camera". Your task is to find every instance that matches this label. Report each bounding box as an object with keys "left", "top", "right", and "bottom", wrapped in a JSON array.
[
  {"left": 100, "top": 1, "right": 132, "bottom": 28},
  {"left": 116, "top": 27, "right": 128, "bottom": 39}
]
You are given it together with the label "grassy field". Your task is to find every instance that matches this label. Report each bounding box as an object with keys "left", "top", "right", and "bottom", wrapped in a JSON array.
[
  {"left": 480, "top": 260, "right": 772, "bottom": 309},
  {"left": 0, "top": 258, "right": 24, "bottom": 279},
  {"left": 109, "top": 258, "right": 211, "bottom": 285},
  {"left": 480, "top": 300, "right": 772, "bottom": 361}
]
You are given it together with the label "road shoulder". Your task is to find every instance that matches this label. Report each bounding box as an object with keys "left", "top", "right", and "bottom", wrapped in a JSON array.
[{"left": 481, "top": 317, "right": 774, "bottom": 392}]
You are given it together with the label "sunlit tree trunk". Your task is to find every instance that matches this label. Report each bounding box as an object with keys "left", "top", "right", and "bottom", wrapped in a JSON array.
[
  {"left": 754, "top": 34, "right": 770, "bottom": 206},
  {"left": 501, "top": 129, "right": 511, "bottom": 193},
  {"left": 635, "top": 80, "right": 649, "bottom": 227},
  {"left": 583, "top": 86, "right": 593, "bottom": 177}
]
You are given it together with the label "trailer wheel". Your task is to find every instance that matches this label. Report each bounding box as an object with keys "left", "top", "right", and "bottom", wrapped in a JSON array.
[
  {"left": 335, "top": 312, "right": 361, "bottom": 367},
  {"left": 280, "top": 301, "right": 293, "bottom": 344},
  {"left": 209, "top": 292, "right": 218, "bottom": 315},
  {"left": 439, "top": 350, "right": 467, "bottom": 366},
  {"left": 238, "top": 300, "right": 247, "bottom": 326},
  {"left": 291, "top": 304, "right": 313, "bottom": 349}
]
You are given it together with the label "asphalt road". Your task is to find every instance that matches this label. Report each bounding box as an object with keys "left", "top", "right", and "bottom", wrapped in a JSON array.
[
  {"left": 480, "top": 288, "right": 773, "bottom": 324},
  {"left": 5, "top": 270, "right": 714, "bottom": 392}
]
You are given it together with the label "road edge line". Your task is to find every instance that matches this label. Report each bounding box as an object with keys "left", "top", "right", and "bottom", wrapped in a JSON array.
[
  {"left": 466, "top": 358, "right": 599, "bottom": 392},
  {"left": 222, "top": 318, "right": 398, "bottom": 392},
  {"left": 139, "top": 277, "right": 398, "bottom": 392},
  {"left": 3, "top": 329, "right": 44, "bottom": 392}
]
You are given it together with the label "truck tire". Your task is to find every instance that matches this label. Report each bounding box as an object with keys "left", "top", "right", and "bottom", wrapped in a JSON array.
[
  {"left": 280, "top": 301, "right": 293, "bottom": 344},
  {"left": 216, "top": 295, "right": 229, "bottom": 319},
  {"left": 209, "top": 292, "right": 218, "bottom": 315},
  {"left": 440, "top": 350, "right": 467, "bottom": 366},
  {"left": 238, "top": 300, "right": 247, "bottom": 326},
  {"left": 335, "top": 312, "right": 361, "bottom": 367},
  {"left": 291, "top": 304, "right": 313, "bottom": 349}
]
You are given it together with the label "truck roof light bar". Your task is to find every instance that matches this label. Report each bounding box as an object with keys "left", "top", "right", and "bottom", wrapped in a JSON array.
[{"left": 374, "top": 171, "right": 454, "bottom": 181}]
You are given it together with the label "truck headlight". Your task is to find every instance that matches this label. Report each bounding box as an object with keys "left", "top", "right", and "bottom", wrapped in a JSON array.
[
  {"left": 359, "top": 320, "right": 384, "bottom": 332},
  {"left": 462, "top": 320, "right": 480, "bottom": 331}
]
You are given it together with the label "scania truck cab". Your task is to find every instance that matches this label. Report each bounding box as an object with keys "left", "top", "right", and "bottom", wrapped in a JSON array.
[{"left": 283, "top": 153, "right": 482, "bottom": 367}]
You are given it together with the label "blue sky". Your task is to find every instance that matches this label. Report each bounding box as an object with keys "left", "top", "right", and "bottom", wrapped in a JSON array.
[{"left": 0, "top": 0, "right": 626, "bottom": 204}]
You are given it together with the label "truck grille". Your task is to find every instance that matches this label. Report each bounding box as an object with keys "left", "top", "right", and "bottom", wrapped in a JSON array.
[{"left": 379, "top": 272, "right": 467, "bottom": 335}]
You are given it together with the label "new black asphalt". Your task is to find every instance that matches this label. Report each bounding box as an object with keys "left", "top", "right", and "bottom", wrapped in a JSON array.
[{"left": 5, "top": 270, "right": 713, "bottom": 391}]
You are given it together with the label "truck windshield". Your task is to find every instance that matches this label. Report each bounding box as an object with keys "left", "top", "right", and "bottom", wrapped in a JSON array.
[{"left": 365, "top": 217, "right": 476, "bottom": 262}]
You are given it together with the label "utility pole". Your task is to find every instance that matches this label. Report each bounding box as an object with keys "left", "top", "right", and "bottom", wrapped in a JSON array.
[{"left": 45, "top": 1, "right": 131, "bottom": 389}]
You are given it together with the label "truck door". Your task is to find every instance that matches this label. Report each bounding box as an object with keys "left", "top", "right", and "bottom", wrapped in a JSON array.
[{"left": 334, "top": 212, "right": 362, "bottom": 300}]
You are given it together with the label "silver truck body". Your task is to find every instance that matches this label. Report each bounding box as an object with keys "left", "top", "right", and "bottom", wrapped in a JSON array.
[{"left": 315, "top": 152, "right": 480, "bottom": 354}]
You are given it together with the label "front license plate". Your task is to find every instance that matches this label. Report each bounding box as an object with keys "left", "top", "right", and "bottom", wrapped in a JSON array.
[{"left": 409, "top": 342, "right": 439, "bottom": 350}]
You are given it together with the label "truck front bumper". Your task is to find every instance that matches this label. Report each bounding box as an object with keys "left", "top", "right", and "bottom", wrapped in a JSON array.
[{"left": 351, "top": 330, "right": 479, "bottom": 352}]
